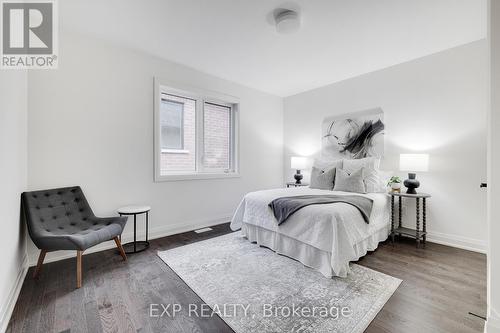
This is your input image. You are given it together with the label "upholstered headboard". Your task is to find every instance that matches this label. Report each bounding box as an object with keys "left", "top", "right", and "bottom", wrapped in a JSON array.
[{"left": 321, "top": 108, "right": 385, "bottom": 160}]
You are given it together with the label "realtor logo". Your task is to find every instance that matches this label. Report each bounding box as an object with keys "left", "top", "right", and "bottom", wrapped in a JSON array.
[{"left": 1, "top": 0, "right": 58, "bottom": 69}]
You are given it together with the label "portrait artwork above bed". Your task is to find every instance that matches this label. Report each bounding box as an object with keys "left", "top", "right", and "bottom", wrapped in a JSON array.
[{"left": 322, "top": 108, "right": 385, "bottom": 160}]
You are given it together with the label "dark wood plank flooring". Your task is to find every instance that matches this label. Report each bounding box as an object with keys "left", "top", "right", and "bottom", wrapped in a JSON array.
[{"left": 7, "top": 223, "right": 486, "bottom": 333}]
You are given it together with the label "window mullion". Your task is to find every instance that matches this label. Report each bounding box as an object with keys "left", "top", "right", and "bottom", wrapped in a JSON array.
[
  {"left": 195, "top": 97, "right": 204, "bottom": 173},
  {"left": 230, "top": 107, "right": 234, "bottom": 172},
  {"left": 232, "top": 106, "right": 239, "bottom": 173}
]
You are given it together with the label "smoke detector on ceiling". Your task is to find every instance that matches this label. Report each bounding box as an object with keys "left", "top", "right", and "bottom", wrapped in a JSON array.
[{"left": 274, "top": 9, "right": 301, "bottom": 34}]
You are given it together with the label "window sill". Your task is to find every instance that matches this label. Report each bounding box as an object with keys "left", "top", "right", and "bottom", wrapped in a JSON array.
[
  {"left": 162, "top": 149, "right": 190, "bottom": 154},
  {"left": 155, "top": 172, "right": 240, "bottom": 182}
]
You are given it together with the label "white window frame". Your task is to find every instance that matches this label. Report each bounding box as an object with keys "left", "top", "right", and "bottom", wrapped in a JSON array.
[{"left": 154, "top": 77, "right": 240, "bottom": 182}]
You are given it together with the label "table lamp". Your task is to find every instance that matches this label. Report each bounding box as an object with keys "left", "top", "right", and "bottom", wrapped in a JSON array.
[
  {"left": 291, "top": 156, "right": 308, "bottom": 184},
  {"left": 399, "top": 154, "right": 429, "bottom": 194}
]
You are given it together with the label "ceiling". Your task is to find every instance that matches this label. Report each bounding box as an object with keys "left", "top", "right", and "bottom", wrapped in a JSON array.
[{"left": 61, "top": 0, "right": 487, "bottom": 97}]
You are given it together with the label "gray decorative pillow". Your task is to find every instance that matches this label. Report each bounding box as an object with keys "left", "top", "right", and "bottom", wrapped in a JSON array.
[
  {"left": 333, "top": 168, "right": 366, "bottom": 193},
  {"left": 310, "top": 166, "right": 336, "bottom": 190},
  {"left": 343, "top": 157, "right": 382, "bottom": 193}
]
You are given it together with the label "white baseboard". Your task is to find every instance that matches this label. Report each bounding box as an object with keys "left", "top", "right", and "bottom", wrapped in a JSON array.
[
  {"left": 485, "top": 311, "right": 500, "bottom": 333},
  {"left": 0, "top": 254, "right": 28, "bottom": 333},
  {"left": 31, "top": 216, "right": 488, "bottom": 264},
  {"left": 426, "top": 230, "right": 487, "bottom": 254},
  {"left": 29, "top": 214, "right": 232, "bottom": 266}
]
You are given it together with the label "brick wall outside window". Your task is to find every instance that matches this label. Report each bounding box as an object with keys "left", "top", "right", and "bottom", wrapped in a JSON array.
[
  {"left": 203, "top": 103, "right": 230, "bottom": 170},
  {"left": 160, "top": 95, "right": 196, "bottom": 173}
]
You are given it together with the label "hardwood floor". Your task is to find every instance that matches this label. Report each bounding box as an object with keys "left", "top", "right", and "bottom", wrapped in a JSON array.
[
  {"left": 7, "top": 223, "right": 486, "bottom": 333},
  {"left": 357, "top": 238, "right": 486, "bottom": 333}
]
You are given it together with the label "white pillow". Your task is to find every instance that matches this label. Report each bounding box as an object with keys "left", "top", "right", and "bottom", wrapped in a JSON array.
[{"left": 343, "top": 157, "right": 383, "bottom": 193}]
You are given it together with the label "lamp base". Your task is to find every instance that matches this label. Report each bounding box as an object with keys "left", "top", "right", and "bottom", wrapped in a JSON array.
[
  {"left": 294, "top": 170, "right": 303, "bottom": 184},
  {"left": 403, "top": 173, "right": 420, "bottom": 194}
]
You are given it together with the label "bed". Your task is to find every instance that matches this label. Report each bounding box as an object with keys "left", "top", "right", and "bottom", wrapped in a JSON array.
[
  {"left": 230, "top": 187, "right": 390, "bottom": 278},
  {"left": 230, "top": 108, "right": 389, "bottom": 277}
]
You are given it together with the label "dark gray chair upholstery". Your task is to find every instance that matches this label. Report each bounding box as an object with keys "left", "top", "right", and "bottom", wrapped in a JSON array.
[
  {"left": 22, "top": 186, "right": 127, "bottom": 251},
  {"left": 21, "top": 186, "right": 128, "bottom": 288}
]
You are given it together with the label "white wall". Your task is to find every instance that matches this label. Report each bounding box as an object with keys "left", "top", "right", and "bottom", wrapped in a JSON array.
[
  {"left": 284, "top": 40, "right": 488, "bottom": 252},
  {"left": 27, "top": 29, "right": 284, "bottom": 264},
  {"left": 486, "top": 1, "right": 500, "bottom": 331},
  {"left": 0, "top": 71, "right": 28, "bottom": 332}
]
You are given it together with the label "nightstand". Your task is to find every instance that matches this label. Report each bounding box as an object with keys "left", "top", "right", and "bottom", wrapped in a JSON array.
[
  {"left": 389, "top": 192, "right": 431, "bottom": 248},
  {"left": 286, "top": 182, "right": 309, "bottom": 188}
]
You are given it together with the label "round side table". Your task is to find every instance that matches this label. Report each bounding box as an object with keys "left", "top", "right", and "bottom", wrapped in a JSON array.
[{"left": 117, "top": 205, "right": 151, "bottom": 254}]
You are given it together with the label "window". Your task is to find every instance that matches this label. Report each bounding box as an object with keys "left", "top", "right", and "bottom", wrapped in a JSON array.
[
  {"left": 161, "top": 99, "right": 184, "bottom": 150},
  {"left": 159, "top": 94, "right": 196, "bottom": 172},
  {"left": 154, "top": 78, "right": 239, "bottom": 181}
]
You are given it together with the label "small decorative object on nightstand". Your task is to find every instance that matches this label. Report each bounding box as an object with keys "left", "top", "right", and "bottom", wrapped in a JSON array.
[
  {"left": 389, "top": 192, "right": 431, "bottom": 248},
  {"left": 286, "top": 182, "right": 309, "bottom": 188},
  {"left": 387, "top": 176, "right": 402, "bottom": 193},
  {"left": 291, "top": 156, "right": 308, "bottom": 184},
  {"left": 399, "top": 154, "right": 429, "bottom": 194}
]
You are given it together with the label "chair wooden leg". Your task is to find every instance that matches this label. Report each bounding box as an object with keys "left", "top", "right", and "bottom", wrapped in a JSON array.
[
  {"left": 114, "top": 236, "right": 127, "bottom": 261},
  {"left": 76, "top": 250, "right": 83, "bottom": 289},
  {"left": 33, "top": 250, "right": 47, "bottom": 279}
]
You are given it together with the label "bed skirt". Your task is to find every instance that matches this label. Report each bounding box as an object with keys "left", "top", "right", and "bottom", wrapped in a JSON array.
[{"left": 241, "top": 223, "right": 390, "bottom": 278}]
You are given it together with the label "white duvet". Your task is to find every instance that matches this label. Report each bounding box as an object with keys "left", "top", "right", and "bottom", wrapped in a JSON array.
[{"left": 230, "top": 187, "right": 391, "bottom": 277}]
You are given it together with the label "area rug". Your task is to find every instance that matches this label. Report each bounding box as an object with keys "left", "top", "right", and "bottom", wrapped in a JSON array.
[{"left": 158, "top": 232, "right": 401, "bottom": 333}]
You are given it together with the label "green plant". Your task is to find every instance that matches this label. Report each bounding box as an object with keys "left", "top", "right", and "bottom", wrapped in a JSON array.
[{"left": 387, "top": 176, "right": 402, "bottom": 186}]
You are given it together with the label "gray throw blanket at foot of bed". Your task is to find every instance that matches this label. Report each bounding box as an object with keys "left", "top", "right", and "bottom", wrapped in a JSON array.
[{"left": 269, "top": 195, "right": 374, "bottom": 225}]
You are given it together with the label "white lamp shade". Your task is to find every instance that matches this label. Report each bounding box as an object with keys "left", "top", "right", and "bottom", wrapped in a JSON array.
[
  {"left": 400, "top": 154, "right": 429, "bottom": 172},
  {"left": 291, "top": 156, "right": 308, "bottom": 170}
]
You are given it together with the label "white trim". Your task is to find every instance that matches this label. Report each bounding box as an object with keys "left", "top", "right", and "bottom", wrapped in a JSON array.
[
  {"left": 155, "top": 78, "right": 240, "bottom": 105},
  {"left": 28, "top": 215, "right": 232, "bottom": 266},
  {"left": 196, "top": 92, "right": 204, "bottom": 172},
  {"left": 485, "top": 312, "right": 500, "bottom": 333},
  {"left": 161, "top": 149, "right": 190, "bottom": 154},
  {"left": 156, "top": 172, "right": 240, "bottom": 182},
  {"left": 426, "top": 230, "right": 487, "bottom": 253},
  {"left": 0, "top": 254, "right": 28, "bottom": 333},
  {"left": 154, "top": 78, "right": 162, "bottom": 183},
  {"left": 28, "top": 223, "right": 488, "bottom": 265}
]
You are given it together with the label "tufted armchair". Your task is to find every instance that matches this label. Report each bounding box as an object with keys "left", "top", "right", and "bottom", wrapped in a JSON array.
[{"left": 21, "top": 186, "right": 128, "bottom": 288}]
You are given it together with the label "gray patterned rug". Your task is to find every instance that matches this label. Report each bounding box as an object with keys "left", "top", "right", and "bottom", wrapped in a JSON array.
[{"left": 158, "top": 232, "right": 401, "bottom": 333}]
